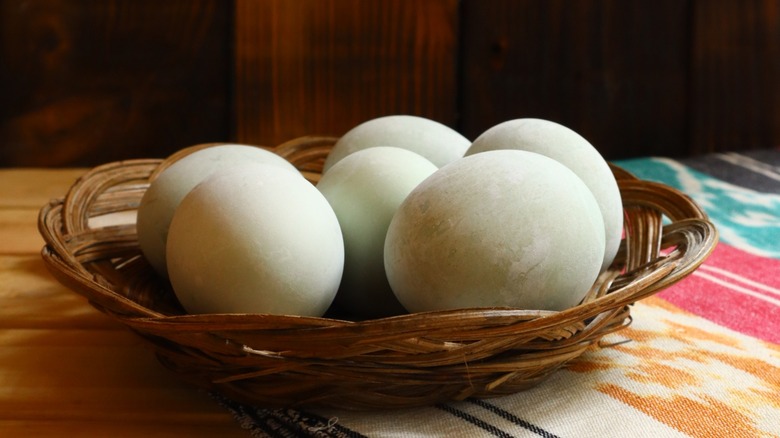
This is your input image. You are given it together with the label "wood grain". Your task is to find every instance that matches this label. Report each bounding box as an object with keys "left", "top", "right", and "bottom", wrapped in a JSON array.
[
  {"left": 1, "top": 0, "right": 778, "bottom": 165},
  {"left": 233, "top": 0, "right": 459, "bottom": 146},
  {"left": 0, "top": 0, "right": 231, "bottom": 167},
  {"left": 689, "top": 0, "right": 780, "bottom": 155},
  {"left": 459, "top": 0, "right": 690, "bottom": 159}
]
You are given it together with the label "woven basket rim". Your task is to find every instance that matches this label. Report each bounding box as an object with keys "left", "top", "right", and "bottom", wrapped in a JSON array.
[{"left": 37, "top": 137, "right": 719, "bottom": 409}]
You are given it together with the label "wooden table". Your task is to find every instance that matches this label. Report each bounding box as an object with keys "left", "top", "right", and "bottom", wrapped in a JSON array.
[{"left": 0, "top": 169, "right": 247, "bottom": 436}]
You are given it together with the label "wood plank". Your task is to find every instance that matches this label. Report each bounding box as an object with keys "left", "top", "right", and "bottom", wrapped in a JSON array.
[
  {"left": 0, "top": 169, "right": 86, "bottom": 255},
  {"left": 459, "top": 0, "right": 690, "bottom": 159},
  {"left": 0, "top": 169, "right": 86, "bottom": 208},
  {"left": 234, "top": 0, "right": 460, "bottom": 146},
  {"left": 0, "top": 421, "right": 247, "bottom": 438},
  {"left": 689, "top": 0, "right": 780, "bottom": 155},
  {"left": 0, "top": 0, "right": 231, "bottom": 167},
  {"left": 0, "top": 255, "right": 120, "bottom": 329},
  {"left": 0, "top": 380, "right": 244, "bottom": 432},
  {"left": 0, "top": 344, "right": 198, "bottom": 394},
  {"left": 0, "top": 251, "right": 246, "bottom": 435},
  {"left": 0, "top": 209, "right": 47, "bottom": 255}
]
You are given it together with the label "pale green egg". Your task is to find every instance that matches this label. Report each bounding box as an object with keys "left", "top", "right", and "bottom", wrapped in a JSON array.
[
  {"left": 137, "top": 145, "right": 298, "bottom": 278},
  {"left": 466, "top": 118, "right": 623, "bottom": 272},
  {"left": 317, "top": 146, "right": 437, "bottom": 318},
  {"left": 323, "top": 115, "right": 470, "bottom": 172},
  {"left": 166, "top": 163, "right": 344, "bottom": 316},
  {"left": 384, "top": 150, "right": 605, "bottom": 313}
]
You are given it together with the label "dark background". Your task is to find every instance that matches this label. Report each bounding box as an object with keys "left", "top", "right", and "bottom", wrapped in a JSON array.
[{"left": 1, "top": 0, "right": 778, "bottom": 167}]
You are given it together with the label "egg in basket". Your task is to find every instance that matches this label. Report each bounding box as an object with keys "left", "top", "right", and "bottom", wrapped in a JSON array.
[{"left": 38, "top": 116, "right": 717, "bottom": 409}]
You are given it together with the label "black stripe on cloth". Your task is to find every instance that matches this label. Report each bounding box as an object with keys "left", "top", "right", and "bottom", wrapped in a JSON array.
[
  {"left": 251, "top": 410, "right": 300, "bottom": 438},
  {"left": 296, "top": 410, "right": 370, "bottom": 438},
  {"left": 681, "top": 149, "right": 780, "bottom": 194},
  {"left": 435, "top": 403, "right": 515, "bottom": 438},
  {"left": 468, "top": 398, "right": 562, "bottom": 438},
  {"left": 215, "top": 396, "right": 291, "bottom": 438},
  {"left": 212, "top": 393, "right": 368, "bottom": 438}
]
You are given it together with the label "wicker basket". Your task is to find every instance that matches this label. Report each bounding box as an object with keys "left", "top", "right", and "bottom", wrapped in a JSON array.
[{"left": 38, "top": 136, "right": 718, "bottom": 410}]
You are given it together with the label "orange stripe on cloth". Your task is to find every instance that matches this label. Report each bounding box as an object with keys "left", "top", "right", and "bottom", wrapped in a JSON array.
[
  {"left": 566, "top": 296, "right": 780, "bottom": 437},
  {"left": 599, "top": 384, "right": 763, "bottom": 438}
]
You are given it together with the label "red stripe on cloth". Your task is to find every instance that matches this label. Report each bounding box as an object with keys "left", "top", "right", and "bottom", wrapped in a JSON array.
[{"left": 658, "top": 243, "right": 780, "bottom": 344}]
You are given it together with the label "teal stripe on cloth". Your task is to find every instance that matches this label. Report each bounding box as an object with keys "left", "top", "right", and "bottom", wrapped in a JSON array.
[{"left": 614, "top": 157, "right": 780, "bottom": 259}]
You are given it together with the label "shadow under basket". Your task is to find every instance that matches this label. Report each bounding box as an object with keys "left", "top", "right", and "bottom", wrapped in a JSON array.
[{"left": 38, "top": 136, "right": 718, "bottom": 410}]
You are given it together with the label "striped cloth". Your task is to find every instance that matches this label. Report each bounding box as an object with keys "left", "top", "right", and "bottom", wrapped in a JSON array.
[{"left": 219, "top": 148, "right": 780, "bottom": 437}]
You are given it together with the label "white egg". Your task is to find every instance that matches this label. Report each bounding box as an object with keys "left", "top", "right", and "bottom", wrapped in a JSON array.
[
  {"left": 466, "top": 118, "right": 623, "bottom": 271},
  {"left": 137, "top": 144, "right": 299, "bottom": 278},
  {"left": 384, "top": 150, "right": 605, "bottom": 313},
  {"left": 166, "top": 163, "right": 344, "bottom": 316},
  {"left": 317, "top": 147, "right": 438, "bottom": 318},
  {"left": 323, "top": 115, "right": 470, "bottom": 172}
]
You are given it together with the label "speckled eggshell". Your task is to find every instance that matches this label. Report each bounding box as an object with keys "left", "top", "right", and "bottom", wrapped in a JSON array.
[
  {"left": 323, "top": 115, "right": 470, "bottom": 172},
  {"left": 137, "top": 145, "right": 299, "bottom": 278},
  {"left": 317, "top": 146, "right": 438, "bottom": 318},
  {"left": 166, "top": 163, "right": 344, "bottom": 316},
  {"left": 384, "top": 150, "right": 605, "bottom": 313},
  {"left": 466, "top": 118, "right": 623, "bottom": 271}
]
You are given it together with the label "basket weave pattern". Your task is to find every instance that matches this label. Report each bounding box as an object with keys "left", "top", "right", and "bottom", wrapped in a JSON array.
[{"left": 38, "top": 137, "right": 718, "bottom": 409}]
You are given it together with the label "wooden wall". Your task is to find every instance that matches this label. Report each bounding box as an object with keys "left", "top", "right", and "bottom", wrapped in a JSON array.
[
  {"left": 233, "top": 0, "right": 459, "bottom": 148},
  {"left": 1, "top": 0, "right": 778, "bottom": 167},
  {"left": 0, "top": 0, "right": 231, "bottom": 166}
]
